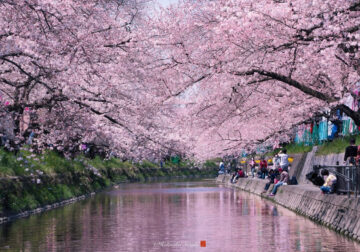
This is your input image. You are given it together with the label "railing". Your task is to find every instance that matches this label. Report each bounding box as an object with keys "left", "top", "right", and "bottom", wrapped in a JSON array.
[{"left": 313, "top": 165, "right": 359, "bottom": 198}]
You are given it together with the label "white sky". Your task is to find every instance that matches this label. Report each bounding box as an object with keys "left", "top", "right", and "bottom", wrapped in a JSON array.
[{"left": 157, "top": 0, "right": 179, "bottom": 7}]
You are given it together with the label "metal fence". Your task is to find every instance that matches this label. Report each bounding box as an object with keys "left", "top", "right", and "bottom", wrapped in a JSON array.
[{"left": 313, "top": 165, "right": 360, "bottom": 198}]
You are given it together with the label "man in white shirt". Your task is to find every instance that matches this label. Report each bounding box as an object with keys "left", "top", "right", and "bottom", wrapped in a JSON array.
[{"left": 278, "top": 149, "right": 289, "bottom": 172}]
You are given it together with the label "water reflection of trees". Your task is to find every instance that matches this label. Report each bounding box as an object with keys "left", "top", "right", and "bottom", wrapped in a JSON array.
[{"left": 0, "top": 184, "right": 359, "bottom": 251}]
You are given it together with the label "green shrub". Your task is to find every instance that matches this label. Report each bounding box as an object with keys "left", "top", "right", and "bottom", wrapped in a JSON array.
[
  {"left": 138, "top": 160, "right": 158, "bottom": 169},
  {"left": 8, "top": 193, "right": 39, "bottom": 212},
  {"left": 103, "top": 178, "right": 111, "bottom": 187},
  {"left": 88, "top": 156, "right": 106, "bottom": 170},
  {"left": 114, "top": 174, "right": 128, "bottom": 182},
  {"left": 137, "top": 173, "right": 145, "bottom": 182},
  {"left": 0, "top": 150, "right": 18, "bottom": 176},
  {"left": 22, "top": 193, "right": 39, "bottom": 210},
  {"left": 92, "top": 182, "right": 102, "bottom": 191},
  {"left": 51, "top": 184, "right": 74, "bottom": 201},
  {"left": 34, "top": 188, "right": 56, "bottom": 205},
  {"left": 155, "top": 170, "right": 165, "bottom": 177},
  {"left": 43, "top": 151, "right": 70, "bottom": 174}
]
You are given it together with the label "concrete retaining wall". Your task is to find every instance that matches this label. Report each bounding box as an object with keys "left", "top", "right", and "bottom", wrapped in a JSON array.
[
  {"left": 0, "top": 193, "right": 95, "bottom": 225},
  {"left": 291, "top": 147, "right": 346, "bottom": 184},
  {"left": 218, "top": 174, "right": 360, "bottom": 242}
]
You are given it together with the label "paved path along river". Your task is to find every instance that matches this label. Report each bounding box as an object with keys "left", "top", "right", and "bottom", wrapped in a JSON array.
[{"left": 0, "top": 180, "right": 359, "bottom": 251}]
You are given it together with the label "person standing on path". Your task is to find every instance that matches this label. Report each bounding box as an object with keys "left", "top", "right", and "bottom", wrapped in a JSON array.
[
  {"left": 250, "top": 157, "right": 256, "bottom": 178},
  {"left": 259, "top": 157, "right": 268, "bottom": 179},
  {"left": 344, "top": 138, "right": 357, "bottom": 165},
  {"left": 278, "top": 149, "right": 289, "bottom": 172}
]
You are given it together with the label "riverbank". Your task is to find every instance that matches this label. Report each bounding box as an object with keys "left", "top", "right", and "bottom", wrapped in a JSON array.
[
  {"left": 0, "top": 148, "right": 217, "bottom": 221},
  {"left": 0, "top": 175, "right": 214, "bottom": 225},
  {"left": 217, "top": 174, "right": 360, "bottom": 242}
]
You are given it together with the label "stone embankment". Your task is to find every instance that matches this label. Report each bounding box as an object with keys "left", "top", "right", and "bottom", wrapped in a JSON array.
[
  {"left": 217, "top": 174, "right": 360, "bottom": 242},
  {"left": 0, "top": 193, "right": 95, "bottom": 225},
  {"left": 0, "top": 173, "right": 215, "bottom": 225}
]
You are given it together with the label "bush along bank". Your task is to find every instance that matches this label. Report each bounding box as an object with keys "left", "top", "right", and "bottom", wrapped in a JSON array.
[{"left": 0, "top": 148, "right": 218, "bottom": 217}]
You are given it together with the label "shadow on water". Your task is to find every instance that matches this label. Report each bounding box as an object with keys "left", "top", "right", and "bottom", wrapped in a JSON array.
[{"left": 0, "top": 179, "right": 359, "bottom": 251}]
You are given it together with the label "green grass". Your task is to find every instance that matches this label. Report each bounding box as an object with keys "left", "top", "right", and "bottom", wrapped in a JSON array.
[
  {"left": 0, "top": 148, "right": 217, "bottom": 214},
  {"left": 316, "top": 135, "right": 360, "bottom": 156},
  {"left": 136, "top": 160, "right": 159, "bottom": 169},
  {"left": 285, "top": 143, "right": 313, "bottom": 154},
  {"left": 262, "top": 135, "right": 360, "bottom": 157},
  {"left": 263, "top": 144, "right": 312, "bottom": 157}
]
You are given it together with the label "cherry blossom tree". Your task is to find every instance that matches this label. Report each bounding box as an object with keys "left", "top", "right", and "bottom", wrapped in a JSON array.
[
  {"left": 0, "top": 0, "right": 187, "bottom": 159},
  {"left": 3, "top": 0, "right": 358, "bottom": 161},
  {"left": 147, "top": 0, "right": 360, "bottom": 159}
]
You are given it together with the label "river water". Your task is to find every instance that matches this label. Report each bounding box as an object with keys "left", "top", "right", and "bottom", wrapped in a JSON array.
[{"left": 0, "top": 180, "right": 359, "bottom": 251}]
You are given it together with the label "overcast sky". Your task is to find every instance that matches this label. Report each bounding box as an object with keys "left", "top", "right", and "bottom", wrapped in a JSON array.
[{"left": 157, "top": 0, "right": 179, "bottom": 7}]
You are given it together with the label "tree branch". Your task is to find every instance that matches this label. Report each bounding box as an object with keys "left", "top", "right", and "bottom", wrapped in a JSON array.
[{"left": 231, "top": 69, "right": 338, "bottom": 102}]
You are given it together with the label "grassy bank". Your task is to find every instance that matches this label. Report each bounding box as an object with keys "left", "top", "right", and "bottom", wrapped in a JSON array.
[
  {"left": 285, "top": 143, "right": 313, "bottom": 154},
  {"left": 263, "top": 136, "right": 358, "bottom": 158},
  {"left": 0, "top": 148, "right": 218, "bottom": 215},
  {"left": 264, "top": 143, "right": 313, "bottom": 157},
  {"left": 316, "top": 135, "right": 360, "bottom": 156},
  {"left": 279, "top": 135, "right": 360, "bottom": 156}
]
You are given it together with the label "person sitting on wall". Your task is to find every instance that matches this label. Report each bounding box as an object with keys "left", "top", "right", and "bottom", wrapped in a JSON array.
[
  {"left": 344, "top": 138, "right": 357, "bottom": 165},
  {"left": 273, "top": 168, "right": 281, "bottom": 184},
  {"left": 218, "top": 161, "right": 225, "bottom": 174},
  {"left": 231, "top": 168, "right": 245, "bottom": 183},
  {"left": 238, "top": 168, "right": 245, "bottom": 178},
  {"left": 263, "top": 169, "right": 276, "bottom": 193},
  {"left": 231, "top": 169, "right": 238, "bottom": 183},
  {"left": 268, "top": 170, "right": 289, "bottom": 196},
  {"left": 320, "top": 169, "right": 337, "bottom": 194}
]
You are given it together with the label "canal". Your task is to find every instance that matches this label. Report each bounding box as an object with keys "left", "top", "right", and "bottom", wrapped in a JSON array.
[{"left": 0, "top": 180, "right": 359, "bottom": 251}]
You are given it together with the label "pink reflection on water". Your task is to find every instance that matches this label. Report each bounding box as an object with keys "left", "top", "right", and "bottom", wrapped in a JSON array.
[{"left": 0, "top": 181, "right": 359, "bottom": 252}]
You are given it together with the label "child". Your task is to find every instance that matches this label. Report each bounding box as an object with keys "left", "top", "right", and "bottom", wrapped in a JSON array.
[{"left": 320, "top": 169, "right": 337, "bottom": 194}]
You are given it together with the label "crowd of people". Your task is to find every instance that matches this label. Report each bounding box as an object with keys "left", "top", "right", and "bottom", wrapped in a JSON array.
[
  {"left": 218, "top": 138, "right": 360, "bottom": 197},
  {"left": 219, "top": 149, "right": 293, "bottom": 195}
]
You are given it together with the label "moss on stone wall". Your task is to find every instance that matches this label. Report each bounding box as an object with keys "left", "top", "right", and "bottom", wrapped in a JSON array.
[{"left": 0, "top": 149, "right": 217, "bottom": 215}]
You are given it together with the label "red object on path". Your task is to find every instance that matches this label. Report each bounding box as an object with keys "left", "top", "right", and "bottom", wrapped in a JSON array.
[{"left": 200, "top": 240, "right": 206, "bottom": 247}]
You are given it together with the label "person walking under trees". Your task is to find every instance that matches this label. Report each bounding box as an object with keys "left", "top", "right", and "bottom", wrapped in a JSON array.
[
  {"left": 344, "top": 138, "right": 357, "bottom": 165},
  {"left": 278, "top": 149, "right": 289, "bottom": 172}
]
